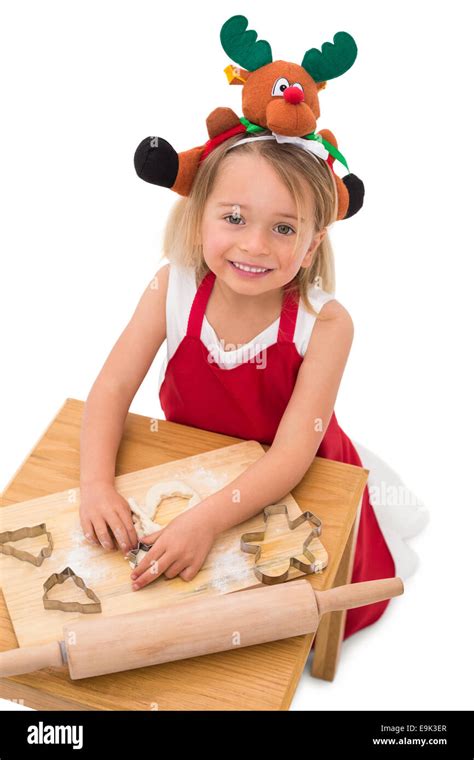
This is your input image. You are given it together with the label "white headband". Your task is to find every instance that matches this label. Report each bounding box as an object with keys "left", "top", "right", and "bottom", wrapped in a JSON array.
[{"left": 227, "top": 130, "right": 329, "bottom": 161}]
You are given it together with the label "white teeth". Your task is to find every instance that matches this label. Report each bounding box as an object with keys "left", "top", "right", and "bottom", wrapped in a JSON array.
[{"left": 232, "top": 261, "right": 269, "bottom": 273}]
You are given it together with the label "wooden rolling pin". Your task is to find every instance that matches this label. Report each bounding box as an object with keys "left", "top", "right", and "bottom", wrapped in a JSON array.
[{"left": 0, "top": 576, "right": 403, "bottom": 680}]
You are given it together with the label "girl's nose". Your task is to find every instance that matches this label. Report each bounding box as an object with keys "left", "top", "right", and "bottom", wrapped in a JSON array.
[
  {"left": 284, "top": 86, "right": 304, "bottom": 105},
  {"left": 239, "top": 227, "right": 270, "bottom": 256}
]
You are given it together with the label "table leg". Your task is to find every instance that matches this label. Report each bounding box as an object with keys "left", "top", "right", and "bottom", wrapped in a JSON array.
[{"left": 311, "top": 497, "right": 361, "bottom": 681}]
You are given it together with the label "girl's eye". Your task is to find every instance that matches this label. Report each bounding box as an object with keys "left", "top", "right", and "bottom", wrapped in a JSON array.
[
  {"left": 223, "top": 216, "right": 294, "bottom": 236},
  {"left": 275, "top": 224, "right": 295, "bottom": 236},
  {"left": 223, "top": 214, "right": 244, "bottom": 225}
]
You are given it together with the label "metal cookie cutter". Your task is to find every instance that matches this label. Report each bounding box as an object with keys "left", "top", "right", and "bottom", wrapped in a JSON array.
[
  {"left": 128, "top": 541, "right": 153, "bottom": 569},
  {"left": 128, "top": 541, "right": 177, "bottom": 582},
  {"left": 0, "top": 523, "right": 53, "bottom": 566},
  {"left": 43, "top": 567, "right": 102, "bottom": 614},
  {"left": 240, "top": 503, "right": 323, "bottom": 585}
]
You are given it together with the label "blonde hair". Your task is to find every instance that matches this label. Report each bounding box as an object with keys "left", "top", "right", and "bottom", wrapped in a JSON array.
[{"left": 161, "top": 129, "right": 338, "bottom": 317}]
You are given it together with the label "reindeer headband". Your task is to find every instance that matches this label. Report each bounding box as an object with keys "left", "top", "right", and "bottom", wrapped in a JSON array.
[
  {"left": 134, "top": 15, "right": 365, "bottom": 221},
  {"left": 225, "top": 131, "right": 331, "bottom": 162}
]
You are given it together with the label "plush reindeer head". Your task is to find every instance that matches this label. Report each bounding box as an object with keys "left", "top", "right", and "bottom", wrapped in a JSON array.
[
  {"left": 221, "top": 15, "right": 357, "bottom": 137},
  {"left": 134, "top": 14, "right": 364, "bottom": 217}
]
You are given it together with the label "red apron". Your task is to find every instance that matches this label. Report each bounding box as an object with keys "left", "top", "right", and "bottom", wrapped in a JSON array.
[{"left": 159, "top": 270, "right": 396, "bottom": 640}]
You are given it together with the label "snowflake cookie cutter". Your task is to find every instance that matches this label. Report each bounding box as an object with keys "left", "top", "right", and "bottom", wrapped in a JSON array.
[
  {"left": 43, "top": 567, "right": 102, "bottom": 614},
  {"left": 240, "top": 503, "right": 323, "bottom": 585},
  {"left": 0, "top": 523, "right": 53, "bottom": 567}
]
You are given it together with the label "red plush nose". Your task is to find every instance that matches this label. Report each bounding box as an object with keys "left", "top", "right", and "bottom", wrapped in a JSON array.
[{"left": 284, "top": 86, "right": 304, "bottom": 105}]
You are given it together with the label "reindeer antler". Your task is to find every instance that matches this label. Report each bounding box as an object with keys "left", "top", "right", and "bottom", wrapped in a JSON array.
[
  {"left": 301, "top": 31, "right": 357, "bottom": 83},
  {"left": 220, "top": 15, "right": 273, "bottom": 72}
]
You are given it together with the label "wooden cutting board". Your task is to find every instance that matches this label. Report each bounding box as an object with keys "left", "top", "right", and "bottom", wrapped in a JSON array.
[{"left": 0, "top": 441, "right": 328, "bottom": 648}]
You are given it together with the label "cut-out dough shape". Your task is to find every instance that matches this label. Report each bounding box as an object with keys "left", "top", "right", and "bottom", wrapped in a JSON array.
[{"left": 127, "top": 479, "right": 201, "bottom": 539}]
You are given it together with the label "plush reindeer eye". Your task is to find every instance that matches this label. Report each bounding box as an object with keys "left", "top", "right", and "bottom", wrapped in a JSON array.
[
  {"left": 272, "top": 77, "right": 290, "bottom": 97},
  {"left": 292, "top": 82, "right": 303, "bottom": 92}
]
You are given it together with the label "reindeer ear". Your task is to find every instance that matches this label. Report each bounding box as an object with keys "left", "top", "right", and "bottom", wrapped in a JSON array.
[{"left": 224, "top": 64, "right": 250, "bottom": 85}]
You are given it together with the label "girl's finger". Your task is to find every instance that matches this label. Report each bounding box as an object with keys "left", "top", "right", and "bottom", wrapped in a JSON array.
[
  {"left": 164, "top": 559, "right": 187, "bottom": 579},
  {"left": 133, "top": 544, "right": 167, "bottom": 578},
  {"left": 180, "top": 565, "right": 197, "bottom": 582},
  {"left": 81, "top": 518, "right": 99, "bottom": 545},
  {"left": 140, "top": 529, "right": 165, "bottom": 544},
  {"left": 119, "top": 507, "right": 139, "bottom": 549},
  {"left": 108, "top": 518, "right": 130, "bottom": 552},
  {"left": 115, "top": 513, "right": 137, "bottom": 553},
  {"left": 94, "top": 518, "right": 115, "bottom": 550},
  {"left": 132, "top": 552, "right": 172, "bottom": 590}
]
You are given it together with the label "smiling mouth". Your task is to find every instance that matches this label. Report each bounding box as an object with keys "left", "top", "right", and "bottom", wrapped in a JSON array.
[{"left": 229, "top": 260, "right": 273, "bottom": 274}]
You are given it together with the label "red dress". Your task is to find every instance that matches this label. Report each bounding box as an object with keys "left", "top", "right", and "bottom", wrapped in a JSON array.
[{"left": 159, "top": 270, "right": 396, "bottom": 640}]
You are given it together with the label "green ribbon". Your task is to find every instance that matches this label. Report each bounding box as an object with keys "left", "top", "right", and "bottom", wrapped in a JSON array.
[{"left": 239, "top": 116, "right": 349, "bottom": 172}]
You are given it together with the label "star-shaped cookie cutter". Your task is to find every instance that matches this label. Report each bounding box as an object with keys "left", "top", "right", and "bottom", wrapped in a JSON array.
[
  {"left": 240, "top": 503, "right": 323, "bottom": 585},
  {"left": 0, "top": 523, "right": 53, "bottom": 566},
  {"left": 43, "top": 567, "right": 102, "bottom": 614},
  {"left": 127, "top": 541, "right": 153, "bottom": 568}
]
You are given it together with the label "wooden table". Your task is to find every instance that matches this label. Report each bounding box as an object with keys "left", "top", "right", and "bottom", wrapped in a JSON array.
[{"left": 0, "top": 398, "right": 366, "bottom": 710}]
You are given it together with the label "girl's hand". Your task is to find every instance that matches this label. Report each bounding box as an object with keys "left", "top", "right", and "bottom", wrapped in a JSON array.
[
  {"left": 130, "top": 508, "right": 217, "bottom": 590},
  {"left": 80, "top": 482, "right": 138, "bottom": 554}
]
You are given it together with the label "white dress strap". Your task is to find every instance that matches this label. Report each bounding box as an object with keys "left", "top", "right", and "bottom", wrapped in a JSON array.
[
  {"left": 165, "top": 261, "right": 197, "bottom": 362},
  {"left": 295, "top": 287, "right": 335, "bottom": 356}
]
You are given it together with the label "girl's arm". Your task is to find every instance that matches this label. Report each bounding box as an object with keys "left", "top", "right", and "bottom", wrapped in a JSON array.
[
  {"left": 79, "top": 264, "right": 169, "bottom": 547},
  {"left": 197, "top": 299, "right": 355, "bottom": 534}
]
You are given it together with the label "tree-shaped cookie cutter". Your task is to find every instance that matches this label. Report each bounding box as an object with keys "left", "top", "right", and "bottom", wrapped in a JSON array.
[
  {"left": 240, "top": 503, "right": 323, "bottom": 585},
  {"left": 43, "top": 567, "right": 102, "bottom": 614},
  {"left": 0, "top": 523, "right": 53, "bottom": 567}
]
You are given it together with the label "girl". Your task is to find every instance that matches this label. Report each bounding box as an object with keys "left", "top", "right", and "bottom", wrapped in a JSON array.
[{"left": 80, "top": 129, "right": 413, "bottom": 640}]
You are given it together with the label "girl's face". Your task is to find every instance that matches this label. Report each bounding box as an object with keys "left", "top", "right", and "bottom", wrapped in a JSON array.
[{"left": 200, "top": 153, "right": 326, "bottom": 295}]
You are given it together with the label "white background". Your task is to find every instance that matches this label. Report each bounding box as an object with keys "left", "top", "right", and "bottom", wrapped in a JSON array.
[{"left": 1, "top": 0, "right": 473, "bottom": 711}]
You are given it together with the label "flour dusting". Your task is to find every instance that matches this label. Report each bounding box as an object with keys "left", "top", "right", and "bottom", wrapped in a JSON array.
[
  {"left": 61, "top": 526, "right": 110, "bottom": 583},
  {"left": 193, "top": 467, "right": 230, "bottom": 494},
  {"left": 163, "top": 466, "right": 229, "bottom": 494},
  {"left": 210, "top": 549, "right": 251, "bottom": 593}
]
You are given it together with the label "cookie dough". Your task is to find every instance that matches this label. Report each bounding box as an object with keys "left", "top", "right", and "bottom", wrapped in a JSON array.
[{"left": 127, "top": 480, "right": 201, "bottom": 539}]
